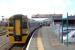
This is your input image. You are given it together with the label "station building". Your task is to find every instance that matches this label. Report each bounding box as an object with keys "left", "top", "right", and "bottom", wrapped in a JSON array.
[{"left": 32, "top": 14, "right": 75, "bottom": 26}]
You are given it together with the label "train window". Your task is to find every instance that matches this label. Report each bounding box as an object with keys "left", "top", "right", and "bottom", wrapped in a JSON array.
[
  {"left": 9, "top": 22, "right": 14, "bottom": 26},
  {"left": 22, "top": 21, "right": 27, "bottom": 28},
  {"left": 9, "top": 18, "right": 14, "bottom": 26}
]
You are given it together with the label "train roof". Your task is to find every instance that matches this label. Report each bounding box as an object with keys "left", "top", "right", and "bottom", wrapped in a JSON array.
[{"left": 9, "top": 14, "right": 27, "bottom": 20}]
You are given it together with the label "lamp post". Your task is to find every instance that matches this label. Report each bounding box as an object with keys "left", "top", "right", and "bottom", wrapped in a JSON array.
[
  {"left": 66, "top": 12, "right": 69, "bottom": 47},
  {"left": 61, "top": 17, "right": 63, "bottom": 43}
]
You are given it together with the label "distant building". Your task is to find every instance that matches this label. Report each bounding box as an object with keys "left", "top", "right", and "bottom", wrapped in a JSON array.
[
  {"left": 0, "top": 18, "right": 8, "bottom": 26},
  {"left": 0, "top": 21, "right": 7, "bottom": 26},
  {"left": 67, "top": 15, "right": 75, "bottom": 25},
  {"left": 32, "top": 14, "right": 62, "bottom": 24},
  {"left": 54, "top": 15, "right": 75, "bottom": 25},
  {"left": 32, "top": 14, "right": 75, "bottom": 26}
]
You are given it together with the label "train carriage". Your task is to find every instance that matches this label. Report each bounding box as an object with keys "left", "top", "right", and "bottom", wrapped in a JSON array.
[{"left": 7, "top": 14, "right": 30, "bottom": 44}]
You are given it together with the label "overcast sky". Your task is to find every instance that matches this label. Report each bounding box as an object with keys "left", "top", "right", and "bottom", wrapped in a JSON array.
[{"left": 0, "top": 0, "right": 75, "bottom": 20}]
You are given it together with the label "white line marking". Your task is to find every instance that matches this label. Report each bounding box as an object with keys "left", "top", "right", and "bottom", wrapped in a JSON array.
[{"left": 26, "top": 29, "right": 38, "bottom": 50}]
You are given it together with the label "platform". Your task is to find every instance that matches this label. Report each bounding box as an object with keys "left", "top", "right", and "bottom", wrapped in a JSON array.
[{"left": 27, "top": 26, "right": 75, "bottom": 50}]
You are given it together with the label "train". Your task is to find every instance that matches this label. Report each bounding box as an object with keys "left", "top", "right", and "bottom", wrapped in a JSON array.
[{"left": 6, "top": 14, "right": 40, "bottom": 44}]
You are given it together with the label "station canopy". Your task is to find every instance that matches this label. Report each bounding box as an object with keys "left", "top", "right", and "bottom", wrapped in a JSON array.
[{"left": 32, "top": 14, "right": 62, "bottom": 20}]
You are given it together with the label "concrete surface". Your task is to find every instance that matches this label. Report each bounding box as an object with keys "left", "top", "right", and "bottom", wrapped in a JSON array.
[{"left": 28, "top": 26, "right": 75, "bottom": 50}]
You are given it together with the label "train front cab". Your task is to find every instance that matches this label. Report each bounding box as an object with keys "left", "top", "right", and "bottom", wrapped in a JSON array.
[{"left": 7, "top": 15, "right": 29, "bottom": 44}]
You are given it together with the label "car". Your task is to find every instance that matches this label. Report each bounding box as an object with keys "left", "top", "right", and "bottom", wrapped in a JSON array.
[{"left": 63, "top": 30, "right": 75, "bottom": 43}]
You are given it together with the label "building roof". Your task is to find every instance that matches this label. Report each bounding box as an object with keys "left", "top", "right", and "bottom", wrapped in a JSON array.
[
  {"left": 68, "top": 15, "right": 75, "bottom": 20},
  {"left": 32, "top": 14, "right": 62, "bottom": 20}
]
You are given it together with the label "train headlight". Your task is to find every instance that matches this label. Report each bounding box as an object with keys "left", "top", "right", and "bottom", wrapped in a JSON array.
[
  {"left": 22, "top": 30, "right": 25, "bottom": 34},
  {"left": 8, "top": 29, "right": 13, "bottom": 32},
  {"left": 22, "top": 30, "right": 28, "bottom": 35}
]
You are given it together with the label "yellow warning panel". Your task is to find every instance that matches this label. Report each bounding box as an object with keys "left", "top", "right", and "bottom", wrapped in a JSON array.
[
  {"left": 37, "top": 33, "right": 44, "bottom": 50},
  {"left": 9, "top": 36, "right": 14, "bottom": 43},
  {"left": 22, "top": 36, "right": 28, "bottom": 43},
  {"left": 15, "top": 20, "right": 20, "bottom": 35}
]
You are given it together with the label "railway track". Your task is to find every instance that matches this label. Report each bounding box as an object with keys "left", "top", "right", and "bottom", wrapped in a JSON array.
[
  {"left": 0, "top": 41, "right": 26, "bottom": 50},
  {"left": 7, "top": 44, "right": 26, "bottom": 50}
]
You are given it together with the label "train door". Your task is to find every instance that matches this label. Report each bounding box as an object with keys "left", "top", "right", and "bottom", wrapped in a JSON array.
[{"left": 14, "top": 19, "right": 22, "bottom": 41}]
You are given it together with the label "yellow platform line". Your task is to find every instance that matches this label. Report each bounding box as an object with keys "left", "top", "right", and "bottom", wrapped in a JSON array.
[{"left": 37, "top": 32, "right": 44, "bottom": 50}]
